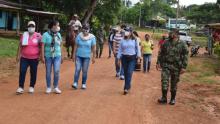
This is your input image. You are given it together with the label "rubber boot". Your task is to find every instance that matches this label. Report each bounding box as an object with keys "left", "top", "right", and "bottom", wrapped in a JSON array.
[
  {"left": 169, "top": 91, "right": 176, "bottom": 105},
  {"left": 158, "top": 90, "right": 167, "bottom": 104}
]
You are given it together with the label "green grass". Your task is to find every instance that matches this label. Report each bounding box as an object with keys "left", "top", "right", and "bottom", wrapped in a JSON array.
[
  {"left": 0, "top": 37, "right": 19, "bottom": 58},
  {"left": 182, "top": 57, "right": 220, "bottom": 84},
  {"left": 191, "top": 34, "right": 208, "bottom": 47}
]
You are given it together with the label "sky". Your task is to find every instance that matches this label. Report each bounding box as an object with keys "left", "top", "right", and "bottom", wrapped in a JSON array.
[{"left": 131, "top": 0, "right": 217, "bottom": 6}]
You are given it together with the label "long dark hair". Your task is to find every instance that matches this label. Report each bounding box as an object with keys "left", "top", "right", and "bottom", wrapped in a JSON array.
[
  {"left": 133, "top": 31, "right": 139, "bottom": 37},
  {"left": 48, "top": 20, "right": 59, "bottom": 29}
]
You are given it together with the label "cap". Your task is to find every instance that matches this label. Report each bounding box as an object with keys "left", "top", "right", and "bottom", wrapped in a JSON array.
[{"left": 28, "top": 21, "right": 35, "bottom": 26}]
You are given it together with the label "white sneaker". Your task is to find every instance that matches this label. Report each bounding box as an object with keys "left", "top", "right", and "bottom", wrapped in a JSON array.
[
  {"left": 29, "top": 87, "right": 34, "bottom": 93},
  {"left": 54, "top": 87, "right": 62, "bottom": 94},
  {"left": 81, "top": 84, "right": 87, "bottom": 90},
  {"left": 16, "top": 87, "right": 24, "bottom": 94},
  {"left": 120, "top": 75, "right": 125, "bottom": 80},
  {"left": 72, "top": 82, "right": 78, "bottom": 89},
  {"left": 46, "top": 88, "right": 52, "bottom": 94}
]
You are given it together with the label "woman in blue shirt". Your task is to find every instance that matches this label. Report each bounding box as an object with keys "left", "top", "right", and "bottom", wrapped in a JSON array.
[
  {"left": 72, "top": 24, "right": 96, "bottom": 90},
  {"left": 41, "top": 20, "right": 63, "bottom": 94},
  {"left": 117, "top": 28, "right": 141, "bottom": 95}
]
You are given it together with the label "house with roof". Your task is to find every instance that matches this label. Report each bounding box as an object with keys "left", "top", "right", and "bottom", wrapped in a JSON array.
[{"left": 0, "top": 0, "right": 59, "bottom": 35}]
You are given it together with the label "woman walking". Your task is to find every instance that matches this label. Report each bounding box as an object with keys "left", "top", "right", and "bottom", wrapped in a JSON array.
[
  {"left": 41, "top": 20, "right": 63, "bottom": 94},
  {"left": 117, "top": 28, "right": 141, "bottom": 95},
  {"left": 141, "top": 34, "right": 154, "bottom": 73},
  {"left": 16, "top": 21, "right": 42, "bottom": 94},
  {"left": 72, "top": 24, "right": 96, "bottom": 90}
]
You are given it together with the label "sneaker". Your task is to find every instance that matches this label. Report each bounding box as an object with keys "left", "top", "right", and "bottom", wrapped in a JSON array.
[
  {"left": 16, "top": 87, "right": 24, "bottom": 94},
  {"left": 72, "top": 82, "right": 78, "bottom": 89},
  {"left": 28, "top": 87, "right": 34, "bottom": 94},
  {"left": 54, "top": 87, "right": 62, "bottom": 94},
  {"left": 120, "top": 75, "right": 125, "bottom": 80},
  {"left": 46, "top": 88, "right": 52, "bottom": 94},
  {"left": 81, "top": 84, "right": 87, "bottom": 90},
  {"left": 124, "top": 89, "right": 129, "bottom": 95}
]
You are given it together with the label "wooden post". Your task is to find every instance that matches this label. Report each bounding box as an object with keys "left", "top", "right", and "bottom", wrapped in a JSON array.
[{"left": 16, "top": 11, "right": 20, "bottom": 36}]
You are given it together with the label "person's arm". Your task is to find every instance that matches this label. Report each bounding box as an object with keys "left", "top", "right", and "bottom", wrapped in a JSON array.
[
  {"left": 41, "top": 43, "right": 45, "bottom": 63},
  {"left": 180, "top": 43, "right": 189, "bottom": 74},
  {"left": 156, "top": 43, "right": 164, "bottom": 70},
  {"left": 136, "top": 40, "right": 141, "bottom": 59},
  {"left": 91, "top": 37, "right": 96, "bottom": 64},
  {"left": 16, "top": 42, "right": 21, "bottom": 63},
  {"left": 117, "top": 40, "right": 122, "bottom": 59}
]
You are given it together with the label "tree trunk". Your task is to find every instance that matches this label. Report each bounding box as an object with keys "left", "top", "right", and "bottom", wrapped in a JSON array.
[{"left": 82, "top": 0, "right": 97, "bottom": 25}]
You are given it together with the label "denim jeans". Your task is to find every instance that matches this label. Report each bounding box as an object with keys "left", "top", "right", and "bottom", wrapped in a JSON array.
[
  {"left": 121, "top": 55, "right": 136, "bottom": 90},
  {"left": 115, "top": 56, "right": 124, "bottom": 76},
  {"left": 45, "top": 56, "right": 61, "bottom": 88},
  {"left": 143, "top": 54, "right": 152, "bottom": 72},
  {"left": 108, "top": 41, "right": 113, "bottom": 57},
  {"left": 74, "top": 56, "right": 90, "bottom": 84},
  {"left": 19, "top": 57, "right": 39, "bottom": 88}
]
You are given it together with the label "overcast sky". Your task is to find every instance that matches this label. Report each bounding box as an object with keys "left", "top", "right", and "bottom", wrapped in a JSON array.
[{"left": 131, "top": 0, "right": 217, "bottom": 6}]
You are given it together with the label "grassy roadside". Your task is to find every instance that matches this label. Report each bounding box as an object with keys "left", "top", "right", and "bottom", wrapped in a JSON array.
[
  {"left": 0, "top": 37, "right": 19, "bottom": 58},
  {"left": 182, "top": 56, "right": 220, "bottom": 84}
]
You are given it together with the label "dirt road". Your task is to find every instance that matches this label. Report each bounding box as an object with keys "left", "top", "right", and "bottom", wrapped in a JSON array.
[{"left": 0, "top": 32, "right": 219, "bottom": 124}]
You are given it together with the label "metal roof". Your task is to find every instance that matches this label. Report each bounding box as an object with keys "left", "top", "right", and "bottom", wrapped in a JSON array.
[
  {"left": 0, "top": 3, "right": 21, "bottom": 10},
  {"left": 26, "top": 9, "right": 60, "bottom": 15}
]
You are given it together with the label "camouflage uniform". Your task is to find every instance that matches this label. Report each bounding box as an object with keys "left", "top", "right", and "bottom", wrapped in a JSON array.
[
  {"left": 157, "top": 38, "right": 189, "bottom": 105},
  {"left": 96, "top": 29, "right": 106, "bottom": 58}
]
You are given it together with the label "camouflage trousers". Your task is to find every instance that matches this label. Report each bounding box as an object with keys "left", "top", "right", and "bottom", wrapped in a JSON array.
[{"left": 161, "top": 67, "right": 180, "bottom": 92}]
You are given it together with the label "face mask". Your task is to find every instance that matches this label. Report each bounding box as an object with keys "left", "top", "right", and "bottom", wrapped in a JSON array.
[
  {"left": 56, "top": 26, "right": 60, "bottom": 32},
  {"left": 124, "top": 31, "right": 130, "bottom": 36},
  {"left": 28, "top": 27, "right": 35, "bottom": 33}
]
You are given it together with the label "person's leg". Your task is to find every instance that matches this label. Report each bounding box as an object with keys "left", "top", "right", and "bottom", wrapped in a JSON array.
[
  {"left": 19, "top": 58, "right": 29, "bottom": 88},
  {"left": 82, "top": 57, "right": 90, "bottom": 85},
  {"left": 53, "top": 56, "right": 61, "bottom": 88},
  {"left": 147, "top": 54, "right": 152, "bottom": 72},
  {"left": 170, "top": 69, "right": 180, "bottom": 105},
  {"left": 45, "top": 57, "right": 53, "bottom": 88},
  {"left": 115, "top": 57, "right": 120, "bottom": 76},
  {"left": 143, "top": 54, "right": 147, "bottom": 72},
  {"left": 125, "top": 58, "right": 136, "bottom": 90},
  {"left": 158, "top": 68, "right": 170, "bottom": 104},
  {"left": 99, "top": 43, "right": 104, "bottom": 58},
  {"left": 29, "top": 59, "right": 39, "bottom": 88},
  {"left": 74, "top": 56, "right": 83, "bottom": 84},
  {"left": 108, "top": 41, "right": 112, "bottom": 57},
  {"left": 121, "top": 56, "right": 128, "bottom": 90},
  {"left": 96, "top": 43, "right": 100, "bottom": 58}
]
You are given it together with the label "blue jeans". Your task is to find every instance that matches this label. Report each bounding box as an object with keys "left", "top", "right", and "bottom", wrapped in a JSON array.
[
  {"left": 115, "top": 57, "right": 124, "bottom": 76},
  {"left": 121, "top": 55, "right": 136, "bottom": 90},
  {"left": 45, "top": 56, "right": 61, "bottom": 88},
  {"left": 74, "top": 56, "right": 90, "bottom": 84},
  {"left": 143, "top": 54, "right": 152, "bottom": 72},
  {"left": 19, "top": 57, "right": 39, "bottom": 88},
  {"left": 108, "top": 41, "right": 113, "bottom": 57}
]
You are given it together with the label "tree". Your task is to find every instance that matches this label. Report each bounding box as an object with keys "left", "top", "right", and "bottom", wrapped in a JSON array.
[{"left": 82, "top": 0, "right": 97, "bottom": 25}]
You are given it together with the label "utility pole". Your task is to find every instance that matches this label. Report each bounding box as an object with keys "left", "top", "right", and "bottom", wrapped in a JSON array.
[
  {"left": 175, "top": 0, "right": 179, "bottom": 29},
  {"left": 138, "top": 0, "right": 143, "bottom": 27}
]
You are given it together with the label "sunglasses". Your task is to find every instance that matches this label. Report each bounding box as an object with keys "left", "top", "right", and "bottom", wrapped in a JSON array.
[{"left": 28, "top": 25, "right": 35, "bottom": 28}]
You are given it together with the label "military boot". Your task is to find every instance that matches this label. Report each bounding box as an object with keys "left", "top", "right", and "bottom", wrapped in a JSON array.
[
  {"left": 169, "top": 91, "right": 176, "bottom": 105},
  {"left": 158, "top": 90, "right": 167, "bottom": 104}
]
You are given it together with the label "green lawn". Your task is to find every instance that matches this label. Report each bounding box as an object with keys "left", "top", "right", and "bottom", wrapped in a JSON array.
[{"left": 0, "top": 37, "right": 19, "bottom": 58}]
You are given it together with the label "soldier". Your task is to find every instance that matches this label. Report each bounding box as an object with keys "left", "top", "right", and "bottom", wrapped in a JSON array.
[
  {"left": 156, "top": 30, "right": 189, "bottom": 105},
  {"left": 96, "top": 26, "right": 106, "bottom": 58}
]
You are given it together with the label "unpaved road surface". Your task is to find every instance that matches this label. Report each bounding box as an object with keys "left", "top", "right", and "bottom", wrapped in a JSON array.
[{"left": 0, "top": 32, "right": 219, "bottom": 124}]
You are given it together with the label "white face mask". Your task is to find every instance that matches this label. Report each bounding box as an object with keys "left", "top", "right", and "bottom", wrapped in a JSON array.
[
  {"left": 124, "top": 31, "right": 130, "bottom": 36},
  {"left": 28, "top": 27, "right": 35, "bottom": 33},
  {"left": 56, "top": 26, "right": 60, "bottom": 32}
]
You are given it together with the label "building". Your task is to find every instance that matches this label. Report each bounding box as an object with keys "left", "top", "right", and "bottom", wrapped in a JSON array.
[{"left": 0, "top": 0, "right": 59, "bottom": 35}]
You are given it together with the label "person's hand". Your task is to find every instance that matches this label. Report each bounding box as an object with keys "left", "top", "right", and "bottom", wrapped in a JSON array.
[
  {"left": 117, "top": 59, "right": 121, "bottom": 66},
  {"left": 72, "top": 56, "right": 75, "bottom": 62},
  {"left": 41, "top": 57, "right": 45, "bottom": 64},
  {"left": 156, "top": 64, "right": 161, "bottom": 71},
  {"left": 92, "top": 57, "right": 95, "bottom": 64},
  {"left": 180, "top": 69, "right": 186, "bottom": 74},
  {"left": 16, "top": 57, "right": 20, "bottom": 63}
]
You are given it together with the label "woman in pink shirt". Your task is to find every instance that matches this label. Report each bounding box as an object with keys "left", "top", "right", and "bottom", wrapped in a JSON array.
[{"left": 16, "top": 21, "right": 42, "bottom": 94}]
